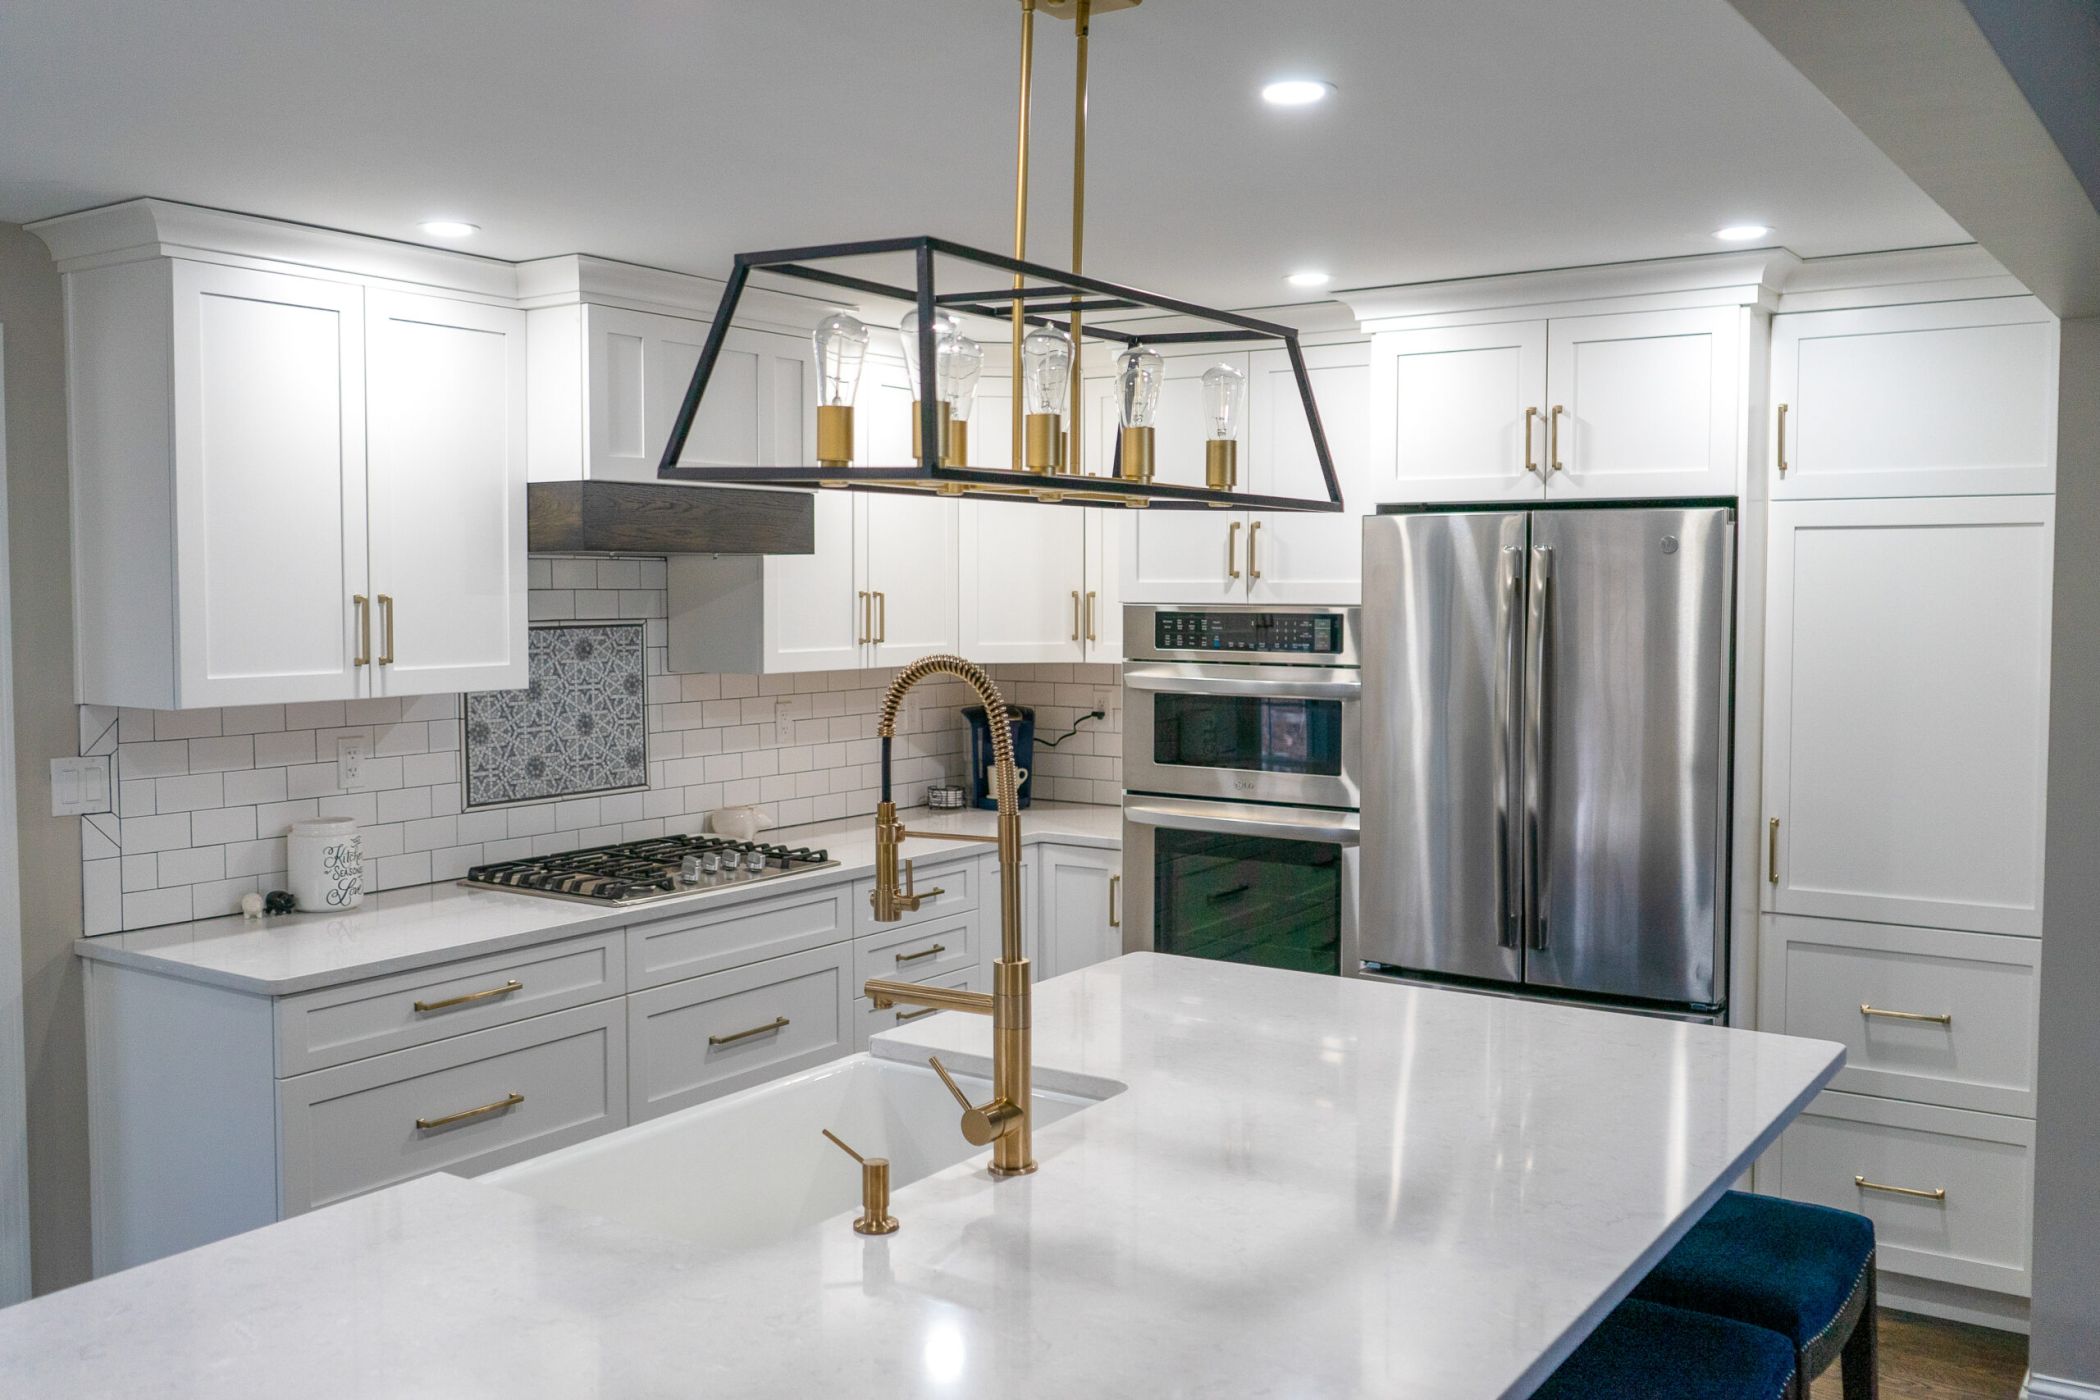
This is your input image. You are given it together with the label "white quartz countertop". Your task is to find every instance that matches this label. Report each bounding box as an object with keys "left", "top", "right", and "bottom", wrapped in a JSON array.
[
  {"left": 0, "top": 954, "right": 1843, "bottom": 1398},
  {"left": 72, "top": 802, "right": 1122, "bottom": 995}
]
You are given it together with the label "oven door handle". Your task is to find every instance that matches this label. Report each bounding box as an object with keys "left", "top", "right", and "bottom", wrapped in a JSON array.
[
  {"left": 1120, "top": 667, "right": 1361, "bottom": 701},
  {"left": 1123, "top": 797, "right": 1361, "bottom": 846}
]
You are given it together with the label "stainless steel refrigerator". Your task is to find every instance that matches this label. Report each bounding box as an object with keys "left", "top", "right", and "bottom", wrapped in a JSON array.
[{"left": 1359, "top": 505, "right": 1734, "bottom": 1015}]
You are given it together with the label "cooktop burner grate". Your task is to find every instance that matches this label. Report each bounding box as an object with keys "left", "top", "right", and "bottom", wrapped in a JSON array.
[{"left": 463, "top": 833, "right": 837, "bottom": 906}]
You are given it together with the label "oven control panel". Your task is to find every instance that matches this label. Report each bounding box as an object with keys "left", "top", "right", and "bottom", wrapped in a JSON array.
[{"left": 1155, "top": 610, "right": 1345, "bottom": 655}]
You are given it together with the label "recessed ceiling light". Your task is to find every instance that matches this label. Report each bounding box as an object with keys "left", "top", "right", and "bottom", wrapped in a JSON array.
[
  {"left": 1286, "top": 270, "right": 1332, "bottom": 288},
  {"left": 1712, "top": 223, "right": 1772, "bottom": 243},
  {"left": 419, "top": 219, "right": 480, "bottom": 239},
  {"left": 1261, "top": 79, "right": 1332, "bottom": 107}
]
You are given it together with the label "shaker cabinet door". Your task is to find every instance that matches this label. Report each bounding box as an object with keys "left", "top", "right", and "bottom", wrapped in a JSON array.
[
  {"left": 960, "top": 499, "right": 1087, "bottom": 664},
  {"left": 366, "top": 291, "right": 529, "bottom": 695},
  {"left": 1543, "top": 306, "right": 1740, "bottom": 500},
  {"left": 1370, "top": 321, "right": 1547, "bottom": 506},
  {"left": 1037, "top": 844, "right": 1123, "bottom": 981},
  {"left": 761, "top": 487, "right": 865, "bottom": 673},
  {"left": 1247, "top": 342, "right": 1371, "bottom": 604},
  {"left": 170, "top": 261, "right": 368, "bottom": 707},
  {"left": 1762, "top": 497, "right": 2054, "bottom": 935}
]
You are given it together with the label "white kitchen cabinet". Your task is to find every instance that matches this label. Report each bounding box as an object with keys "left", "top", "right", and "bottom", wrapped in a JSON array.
[
  {"left": 753, "top": 489, "right": 865, "bottom": 673},
  {"left": 59, "top": 252, "right": 528, "bottom": 708},
  {"left": 1035, "top": 843, "right": 1124, "bottom": 980},
  {"left": 1371, "top": 321, "right": 1547, "bottom": 505},
  {"left": 1120, "top": 353, "right": 1252, "bottom": 604},
  {"left": 1761, "top": 496, "right": 2054, "bottom": 936},
  {"left": 1245, "top": 342, "right": 1371, "bottom": 604},
  {"left": 863, "top": 491, "right": 961, "bottom": 665},
  {"left": 959, "top": 501, "right": 1122, "bottom": 664},
  {"left": 1770, "top": 298, "right": 2057, "bottom": 499},
  {"left": 1370, "top": 308, "right": 1740, "bottom": 507},
  {"left": 365, "top": 291, "right": 529, "bottom": 694}
]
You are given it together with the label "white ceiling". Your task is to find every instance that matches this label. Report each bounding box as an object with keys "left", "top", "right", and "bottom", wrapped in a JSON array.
[{"left": 0, "top": 0, "right": 1969, "bottom": 307}]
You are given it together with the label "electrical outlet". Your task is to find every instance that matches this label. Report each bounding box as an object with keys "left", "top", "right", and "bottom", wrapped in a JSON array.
[
  {"left": 1094, "top": 686, "right": 1119, "bottom": 722},
  {"left": 50, "top": 756, "right": 112, "bottom": 817},
  {"left": 337, "top": 736, "right": 370, "bottom": 791},
  {"left": 775, "top": 696, "right": 800, "bottom": 722}
]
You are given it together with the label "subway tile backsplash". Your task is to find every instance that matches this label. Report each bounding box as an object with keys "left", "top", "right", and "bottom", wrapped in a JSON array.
[{"left": 77, "top": 556, "right": 1124, "bottom": 934}]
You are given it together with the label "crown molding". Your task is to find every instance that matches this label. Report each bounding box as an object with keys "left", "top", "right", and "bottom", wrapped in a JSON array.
[
  {"left": 1776, "top": 244, "right": 2032, "bottom": 313},
  {"left": 515, "top": 253, "right": 840, "bottom": 332},
  {"left": 27, "top": 198, "right": 519, "bottom": 299},
  {"left": 1344, "top": 249, "right": 1803, "bottom": 330}
]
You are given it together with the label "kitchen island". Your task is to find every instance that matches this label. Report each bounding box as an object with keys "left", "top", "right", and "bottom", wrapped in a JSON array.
[{"left": 0, "top": 953, "right": 1841, "bottom": 1398}]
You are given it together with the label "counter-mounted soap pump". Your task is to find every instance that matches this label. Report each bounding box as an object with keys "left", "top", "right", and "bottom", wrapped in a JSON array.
[{"left": 821, "top": 1128, "right": 899, "bottom": 1236}]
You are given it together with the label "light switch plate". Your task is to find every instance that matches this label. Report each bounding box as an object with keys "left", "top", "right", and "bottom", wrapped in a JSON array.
[
  {"left": 337, "top": 736, "right": 370, "bottom": 791},
  {"left": 51, "top": 755, "right": 112, "bottom": 817}
]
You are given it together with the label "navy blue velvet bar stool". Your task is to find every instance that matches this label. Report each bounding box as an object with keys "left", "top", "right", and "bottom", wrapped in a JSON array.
[
  {"left": 1533, "top": 1297, "right": 1797, "bottom": 1400},
  {"left": 1632, "top": 1191, "right": 1878, "bottom": 1400}
]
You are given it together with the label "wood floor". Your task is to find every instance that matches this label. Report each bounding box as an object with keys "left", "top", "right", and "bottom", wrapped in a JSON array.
[{"left": 1808, "top": 1310, "right": 2029, "bottom": 1400}]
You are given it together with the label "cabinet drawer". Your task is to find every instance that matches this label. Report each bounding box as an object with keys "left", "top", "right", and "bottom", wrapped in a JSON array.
[
  {"left": 851, "top": 853, "right": 978, "bottom": 935},
  {"left": 855, "top": 908, "right": 980, "bottom": 988},
  {"left": 1761, "top": 916, "right": 2038, "bottom": 1116},
  {"left": 278, "top": 1000, "right": 626, "bottom": 1215},
  {"left": 628, "top": 882, "right": 852, "bottom": 990},
  {"left": 275, "top": 932, "right": 625, "bottom": 1075},
  {"left": 628, "top": 942, "right": 852, "bottom": 1121},
  {"left": 1764, "top": 1090, "right": 2032, "bottom": 1297},
  {"left": 853, "top": 968, "right": 981, "bottom": 1052}
]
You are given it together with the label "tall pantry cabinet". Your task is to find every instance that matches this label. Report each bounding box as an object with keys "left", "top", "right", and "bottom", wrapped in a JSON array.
[{"left": 1753, "top": 281, "right": 2059, "bottom": 1322}]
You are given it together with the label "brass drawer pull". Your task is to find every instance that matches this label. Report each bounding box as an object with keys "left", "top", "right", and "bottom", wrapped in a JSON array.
[
  {"left": 1108, "top": 873, "right": 1120, "bottom": 928},
  {"left": 1549, "top": 404, "right": 1565, "bottom": 471},
  {"left": 1768, "top": 817, "right": 1780, "bottom": 886},
  {"left": 1861, "top": 1003, "right": 1953, "bottom": 1026},
  {"left": 1248, "top": 520, "right": 1261, "bottom": 580},
  {"left": 1084, "top": 590, "right": 1098, "bottom": 642},
  {"left": 895, "top": 1005, "right": 940, "bottom": 1023},
  {"left": 353, "top": 594, "right": 371, "bottom": 667},
  {"left": 1855, "top": 1175, "right": 1946, "bottom": 1202},
  {"left": 416, "top": 1091, "right": 523, "bottom": 1131},
  {"left": 1522, "top": 406, "right": 1539, "bottom": 473},
  {"left": 895, "top": 943, "right": 947, "bottom": 964},
  {"left": 1071, "top": 590, "right": 1082, "bottom": 642},
  {"left": 1227, "top": 520, "right": 1241, "bottom": 579},
  {"left": 413, "top": 979, "right": 522, "bottom": 1014},
  {"left": 709, "top": 1015, "right": 790, "bottom": 1046},
  {"left": 1777, "top": 402, "right": 1790, "bottom": 478},
  {"left": 377, "top": 593, "right": 396, "bottom": 665},
  {"left": 858, "top": 590, "right": 871, "bottom": 645}
]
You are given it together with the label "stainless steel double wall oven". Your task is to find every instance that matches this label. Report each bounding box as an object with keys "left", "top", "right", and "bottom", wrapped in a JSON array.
[{"left": 1121, "top": 605, "right": 1363, "bottom": 977}]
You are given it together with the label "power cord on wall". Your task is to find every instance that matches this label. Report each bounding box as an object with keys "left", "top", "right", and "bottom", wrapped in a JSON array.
[{"left": 1035, "top": 710, "right": 1105, "bottom": 748}]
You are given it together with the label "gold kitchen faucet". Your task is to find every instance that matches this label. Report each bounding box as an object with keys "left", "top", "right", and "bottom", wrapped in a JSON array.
[{"left": 861, "top": 655, "right": 1035, "bottom": 1178}]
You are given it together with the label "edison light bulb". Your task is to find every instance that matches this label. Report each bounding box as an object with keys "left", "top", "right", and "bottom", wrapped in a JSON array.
[
  {"left": 1020, "top": 326, "right": 1074, "bottom": 473},
  {"left": 899, "top": 308, "right": 959, "bottom": 463},
  {"left": 812, "top": 312, "right": 868, "bottom": 468},
  {"left": 1202, "top": 362, "right": 1246, "bottom": 490},
  {"left": 1115, "top": 346, "right": 1164, "bottom": 483},
  {"left": 938, "top": 333, "right": 983, "bottom": 467}
]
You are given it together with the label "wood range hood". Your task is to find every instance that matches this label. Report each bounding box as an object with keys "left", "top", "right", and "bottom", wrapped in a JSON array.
[{"left": 527, "top": 481, "right": 814, "bottom": 556}]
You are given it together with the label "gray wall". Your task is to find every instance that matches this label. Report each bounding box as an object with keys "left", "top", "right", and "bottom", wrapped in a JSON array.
[
  {"left": 2030, "top": 315, "right": 2100, "bottom": 1385},
  {"left": 0, "top": 223, "right": 89, "bottom": 1292}
]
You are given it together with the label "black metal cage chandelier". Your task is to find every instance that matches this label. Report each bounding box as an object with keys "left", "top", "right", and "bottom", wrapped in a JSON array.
[{"left": 658, "top": 0, "right": 1343, "bottom": 513}]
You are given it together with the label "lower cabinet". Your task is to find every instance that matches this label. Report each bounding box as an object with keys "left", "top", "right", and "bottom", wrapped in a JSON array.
[
  {"left": 1036, "top": 844, "right": 1124, "bottom": 980},
  {"left": 628, "top": 942, "right": 853, "bottom": 1121}
]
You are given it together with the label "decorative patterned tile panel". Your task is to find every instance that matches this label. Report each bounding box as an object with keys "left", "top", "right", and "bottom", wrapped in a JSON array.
[{"left": 465, "top": 623, "right": 647, "bottom": 807}]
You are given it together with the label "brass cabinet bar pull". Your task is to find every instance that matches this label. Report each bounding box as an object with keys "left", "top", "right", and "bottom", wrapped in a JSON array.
[
  {"left": 1861, "top": 1003, "right": 1953, "bottom": 1026},
  {"left": 1777, "top": 403, "right": 1790, "bottom": 478},
  {"left": 1071, "top": 589, "right": 1082, "bottom": 642},
  {"left": 875, "top": 590, "right": 887, "bottom": 645},
  {"left": 413, "top": 979, "right": 522, "bottom": 1014},
  {"left": 709, "top": 1015, "right": 790, "bottom": 1046},
  {"left": 1549, "top": 404, "right": 1566, "bottom": 471},
  {"left": 353, "top": 594, "right": 371, "bottom": 667},
  {"left": 895, "top": 1004, "right": 940, "bottom": 1023},
  {"left": 857, "top": 590, "right": 871, "bottom": 645},
  {"left": 415, "top": 1091, "right": 523, "bottom": 1131},
  {"left": 1108, "top": 873, "right": 1120, "bottom": 927},
  {"left": 1523, "top": 406, "right": 1540, "bottom": 472},
  {"left": 895, "top": 942, "right": 947, "bottom": 964},
  {"left": 1855, "top": 1175, "right": 1946, "bottom": 1202},
  {"left": 1768, "top": 817, "right": 1780, "bottom": 886},
  {"left": 377, "top": 593, "right": 396, "bottom": 665},
  {"left": 1227, "top": 520, "right": 1241, "bottom": 579},
  {"left": 1084, "top": 590, "right": 1097, "bottom": 642},
  {"left": 1248, "top": 520, "right": 1261, "bottom": 580}
]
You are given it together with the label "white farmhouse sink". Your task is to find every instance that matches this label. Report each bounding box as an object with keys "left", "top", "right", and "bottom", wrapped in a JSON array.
[{"left": 484, "top": 1053, "right": 1109, "bottom": 1252}]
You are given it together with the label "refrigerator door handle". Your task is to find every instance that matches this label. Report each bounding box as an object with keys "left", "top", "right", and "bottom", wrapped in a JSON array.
[
  {"left": 1524, "top": 544, "right": 1554, "bottom": 951},
  {"left": 1494, "top": 545, "right": 1526, "bottom": 947}
]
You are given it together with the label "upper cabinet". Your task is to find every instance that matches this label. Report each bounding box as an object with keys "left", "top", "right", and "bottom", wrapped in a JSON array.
[
  {"left": 1370, "top": 306, "right": 1741, "bottom": 505},
  {"left": 47, "top": 209, "right": 531, "bottom": 709},
  {"left": 1770, "top": 297, "right": 2058, "bottom": 499}
]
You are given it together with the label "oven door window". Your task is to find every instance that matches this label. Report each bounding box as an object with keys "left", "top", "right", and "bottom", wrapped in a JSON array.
[
  {"left": 1151, "top": 694, "right": 1343, "bottom": 776},
  {"left": 1153, "top": 827, "right": 1341, "bottom": 975}
]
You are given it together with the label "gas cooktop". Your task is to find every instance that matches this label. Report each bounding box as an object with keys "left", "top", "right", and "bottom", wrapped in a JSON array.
[{"left": 463, "top": 833, "right": 837, "bottom": 907}]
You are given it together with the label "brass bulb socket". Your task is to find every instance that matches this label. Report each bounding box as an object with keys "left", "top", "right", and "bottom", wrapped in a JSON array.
[
  {"left": 1205, "top": 438, "right": 1238, "bottom": 492},
  {"left": 1025, "top": 412, "right": 1064, "bottom": 474},
  {"left": 816, "top": 405, "right": 855, "bottom": 468},
  {"left": 910, "top": 400, "right": 953, "bottom": 465},
  {"left": 1118, "top": 426, "right": 1156, "bottom": 484},
  {"left": 943, "top": 419, "right": 970, "bottom": 468}
]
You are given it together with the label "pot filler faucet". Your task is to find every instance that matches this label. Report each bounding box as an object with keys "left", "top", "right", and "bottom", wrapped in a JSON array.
[{"left": 861, "top": 655, "right": 1035, "bottom": 1178}]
